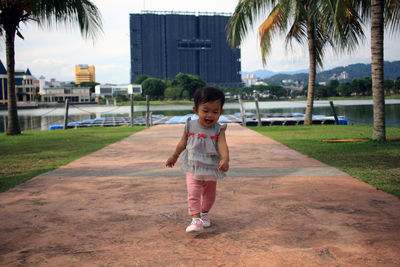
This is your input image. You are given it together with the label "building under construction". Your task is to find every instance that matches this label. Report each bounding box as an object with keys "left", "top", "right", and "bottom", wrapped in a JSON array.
[{"left": 130, "top": 11, "right": 242, "bottom": 87}]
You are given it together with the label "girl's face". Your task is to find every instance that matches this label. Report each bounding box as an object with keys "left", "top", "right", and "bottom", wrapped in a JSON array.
[{"left": 193, "top": 100, "right": 224, "bottom": 127}]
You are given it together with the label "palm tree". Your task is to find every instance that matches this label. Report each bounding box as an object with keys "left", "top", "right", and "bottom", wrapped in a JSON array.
[
  {"left": 227, "top": 0, "right": 364, "bottom": 125},
  {"left": 349, "top": 0, "right": 400, "bottom": 141},
  {"left": 370, "top": 0, "right": 399, "bottom": 140},
  {"left": 0, "top": 0, "right": 102, "bottom": 135},
  {"left": 371, "top": 0, "right": 386, "bottom": 140}
]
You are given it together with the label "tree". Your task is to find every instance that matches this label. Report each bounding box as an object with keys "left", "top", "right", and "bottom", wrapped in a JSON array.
[
  {"left": 173, "top": 73, "right": 206, "bottom": 98},
  {"left": 142, "top": 78, "right": 166, "bottom": 98},
  {"left": 371, "top": 0, "right": 386, "bottom": 140},
  {"left": 79, "top": 81, "right": 99, "bottom": 93},
  {"left": 327, "top": 79, "right": 339, "bottom": 96},
  {"left": 384, "top": 79, "right": 395, "bottom": 94},
  {"left": 314, "top": 84, "right": 328, "bottom": 98},
  {"left": 266, "top": 84, "right": 287, "bottom": 98},
  {"left": 354, "top": 0, "right": 400, "bottom": 140},
  {"left": 227, "top": 0, "right": 364, "bottom": 125},
  {"left": 182, "top": 90, "right": 190, "bottom": 99},
  {"left": 350, "top": 78, "right": 363, "bottom": 95},
  {"left": 116, "top": 94, "right": 128, "bottom": 102},
  {"left": 395, "top": 76, "right": 400, "bottom": 93},
  {"left": 164, "top": 87, "right": 183, "bottom": 99},
  {"left": 360, "top": 77, "right": 372, "bottom": 96},
  {"left": 336, "top": 83, "right": 352, "bottom": 96},
  {"left": 0, "top": 0, "right": 103, "bottom": 135},
  {"left": 134, "top": 74, "right": 150, "bottom": 84}
]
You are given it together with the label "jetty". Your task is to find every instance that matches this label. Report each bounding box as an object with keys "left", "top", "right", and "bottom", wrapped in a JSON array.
[{"left": 50, "top": 113, "right": 348, "bottom": 130}]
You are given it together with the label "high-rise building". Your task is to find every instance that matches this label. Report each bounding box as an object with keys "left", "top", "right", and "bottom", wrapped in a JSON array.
[
  {"left": 130, "top": 11, "right": 242, "bottom": 87},
  {"left": 75, "top": 64, "right": 95, "bottom": 84}
]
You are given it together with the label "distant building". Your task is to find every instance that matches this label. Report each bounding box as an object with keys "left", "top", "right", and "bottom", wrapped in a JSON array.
[
  {"left": 95, "top": 84, "right": 142, "bottom": 99},
  {"left": 242, "top": 74, "right": 257, "bottom": 87},
  {"left": 242, "top": 74, "right": 269, "bottom": 87},
  {"left": 330, "top": 71, "right": 349, "bottom": 81},
  {"left": 40, "top": 84, "right": 91, "bottom": 103},
  {"left": 0, "top": 60, "right": 37, "bottom": 105},
  {"left": 49, "top": 78, "right": 60, "bottom": 87},
  {"left": 38, "top": 76, "right": 61, "bottom": 94},
  {"left": 75, "top": 64, "right": 95, "bottom": 84},
  {"left": 282, "top": 79, "right": 294, "bottom": 84},
  {"left": 130, "top": 11, "right": 242, "bottom": 87}
]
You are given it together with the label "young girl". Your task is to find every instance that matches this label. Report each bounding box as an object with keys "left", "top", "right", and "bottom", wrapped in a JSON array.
[{"left": 166, "top": 86, "right": 229, "bottom": 233}]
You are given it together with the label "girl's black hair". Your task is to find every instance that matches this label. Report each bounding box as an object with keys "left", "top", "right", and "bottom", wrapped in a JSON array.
[{"left": 193, "top": 86, "right": 225, "bottom": 109}]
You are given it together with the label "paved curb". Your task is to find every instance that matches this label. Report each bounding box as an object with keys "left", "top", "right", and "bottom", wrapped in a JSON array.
[{"left": 41, "top": 166, "right": 349, "bottom": 178}]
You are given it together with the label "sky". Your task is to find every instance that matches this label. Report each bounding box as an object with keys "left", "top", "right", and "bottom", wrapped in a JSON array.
[{"left": 1, "top": 0, "right": 399, "bottom": 84}]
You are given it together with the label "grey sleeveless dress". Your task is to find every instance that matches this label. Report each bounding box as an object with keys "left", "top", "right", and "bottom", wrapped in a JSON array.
[{"left": 180, "top": 118, "right": 227, "bottom": 181}]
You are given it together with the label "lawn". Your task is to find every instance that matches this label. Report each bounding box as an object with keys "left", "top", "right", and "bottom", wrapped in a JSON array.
[
  {"left": 251, "top": 125, "right": 400, "bottom": 198},
  {"left": 117, "top": 100, "right": 193, "bottom": 106},
  {"left": 0, "top": 126, "right": 145, "bottom": 192}
]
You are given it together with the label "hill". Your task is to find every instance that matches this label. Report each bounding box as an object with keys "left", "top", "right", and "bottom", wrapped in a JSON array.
[
  {"left": 252, "top": 60, "right": 400, "bottom": 85},
  {"left": 242, "top": 68, "right": 309, "bottom": 79}
]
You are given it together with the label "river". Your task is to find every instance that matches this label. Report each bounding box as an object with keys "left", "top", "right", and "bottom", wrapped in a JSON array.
[{"left": 0, "top": 99, "right": 399, "bottom": 132}]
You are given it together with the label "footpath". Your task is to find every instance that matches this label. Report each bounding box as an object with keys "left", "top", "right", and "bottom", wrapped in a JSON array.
[{"left": 0, "top": 124, "right": 399, "bottom": 266}]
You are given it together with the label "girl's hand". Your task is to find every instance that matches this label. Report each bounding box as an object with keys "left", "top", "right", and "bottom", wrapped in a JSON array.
[
  {"left": 219, "top": 159, "right": 229, "bottom": 172},
  {"left": 166, "top": 156, "right": 178, "bottom": 168},
  {"left": 166, "top": 126, "right": 187, "bottom": 168}
]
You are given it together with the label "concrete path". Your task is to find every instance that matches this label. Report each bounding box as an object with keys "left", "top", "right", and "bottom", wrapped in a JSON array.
[{"left": 0, "top": 124, "right": 399, "bottom": 266}]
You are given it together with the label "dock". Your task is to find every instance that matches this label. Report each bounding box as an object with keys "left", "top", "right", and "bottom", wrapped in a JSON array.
[{"left": 50, "top": 113, "right": 348, "bottom": 130}]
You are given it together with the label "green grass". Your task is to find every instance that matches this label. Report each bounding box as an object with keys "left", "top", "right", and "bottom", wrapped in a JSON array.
[
  {"left": 386, "top": 94, "right": 400, "bottom": 99},
  {"left": 293, "top": 94, "right": 400, "bottom": 101},
  {"left": 115, "top": 95, "right": 400, "bottom": 105},
  {"left": 0, "top": 126, "right": 145, "bottom": 192},
  {"left": 251, "top": 125, "right": 400, "bottom": 198},
  {"left": 117, "top": 100, "right": 193, "bottom": 106},
  {"left": 322, "top": 94, "right": 400, "bottom": 100}
]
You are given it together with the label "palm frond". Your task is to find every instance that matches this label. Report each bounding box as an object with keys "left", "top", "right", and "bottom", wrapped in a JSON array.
[
  {"left": 318, "top": 0, "right": 365, "bottom": 55},
  {"left": 258, "top": 5, "right": 288, "bottom": 64},
  {"left": 385, "top": 0, "right": 400, "bottom": 33},
  {"left": 227, "top": 0, "right": 277, "bottom": 48},
  {"left": 354, "top": 0, "right": 371, "bottom": 22},
  {"left": 284, "top": 0, "right": 308, "bottom": 46},
  {"left": 31, "top": 0, "right": 103, "bottom": 41},
  {"left": 314, "top": 25, "right": 329, "bottom": 68},
  {"left": 285, "top": 21, "right": 307, "bottom": 45}
]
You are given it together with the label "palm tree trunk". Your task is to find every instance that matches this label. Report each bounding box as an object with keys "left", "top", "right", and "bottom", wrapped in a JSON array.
[
  {"left": 304, "top": 19, "right": 316, "bottom": 126},
  {"left": 371, "top": 0, "right": 385, "bottom": 141},
  {"left": 5, "top": 24, "right": 21, "bottom": 135}
]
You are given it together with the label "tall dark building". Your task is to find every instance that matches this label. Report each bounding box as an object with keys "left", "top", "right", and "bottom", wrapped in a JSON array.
[{"left": 130, "top": 11, "right": 242, "bottom": 87}]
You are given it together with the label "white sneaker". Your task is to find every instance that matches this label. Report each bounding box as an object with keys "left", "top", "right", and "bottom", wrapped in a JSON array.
[
  {"left": 186, "top": 218, "right": 204, "bottom": 232},
  {"left": 201, "top": 212, "right": 211, "bottom": 228}
]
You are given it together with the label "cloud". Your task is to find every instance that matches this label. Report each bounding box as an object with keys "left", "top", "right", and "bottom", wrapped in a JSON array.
[
  {"left": 1, "top": 0, "right": 399, "bottom": 84},
  {"left": 20, "top": 58, "right": 74, "bottom": 81},
  {"left": 96, "top": 63, "right": 130, "bottom": 84}
]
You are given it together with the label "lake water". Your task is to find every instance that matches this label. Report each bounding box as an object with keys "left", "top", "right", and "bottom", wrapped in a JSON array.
[{"left": 0, "top": 99, "right": 399, "bottom": 132}]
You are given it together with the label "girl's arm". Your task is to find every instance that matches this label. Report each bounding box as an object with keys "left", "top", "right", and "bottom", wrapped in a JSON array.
[
  {"left": 166, "top": 126, "right": 188, "bottom": 168},
  {"left": 218, "top": 128, "right": 229, "bottom": 172}
]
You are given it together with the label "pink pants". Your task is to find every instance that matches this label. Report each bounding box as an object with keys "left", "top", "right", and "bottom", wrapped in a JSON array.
[{"left": 186, "top": 172, "right": 217, "bottom": 215}]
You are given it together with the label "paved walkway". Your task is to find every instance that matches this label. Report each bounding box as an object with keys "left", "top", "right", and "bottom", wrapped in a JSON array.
[{"left": 0, "top": 124, "right": 399, "bottom": 266}]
